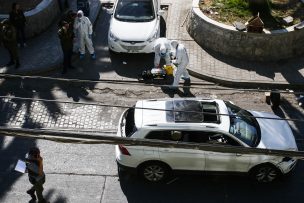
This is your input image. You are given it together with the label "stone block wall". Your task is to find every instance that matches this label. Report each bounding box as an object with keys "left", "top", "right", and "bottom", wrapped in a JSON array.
[
  {"left": 24, "top": 0, "right": 60, "bottom": 38},
  {"left": 0, "top": 0, "right": 60, "bottom": 38},
  {"left": 187, "top": 0, "right": 304, "bottom": 61}
]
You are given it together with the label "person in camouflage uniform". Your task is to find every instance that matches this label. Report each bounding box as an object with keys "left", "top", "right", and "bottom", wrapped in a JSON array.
[
  {"left": 0, "top": 19, "right": 20, "bottom": 69},
  {"left": 58, "top": 21, "right": 75, "bottom": 74},
  {"left": 9, "top": 3, "right": 27, "bottom": 47},
  {"left": 59, "top": 10, "right": 78, "bottom": 53}
]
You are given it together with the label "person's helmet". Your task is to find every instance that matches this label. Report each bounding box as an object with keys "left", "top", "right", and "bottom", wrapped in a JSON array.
[
  {"left": 159, "top": 44, "right": 167, "bottom": 57},
  {"left": 171, "top": 40, "right": 179, "bottom": 49}
]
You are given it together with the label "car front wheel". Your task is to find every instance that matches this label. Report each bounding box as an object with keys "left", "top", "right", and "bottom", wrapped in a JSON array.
[
  {"left": 139, "top": 162, "right": 170, "bottom": 183},
  {"left": 251, "top": 164, "right": 280, "bottom": 183}
]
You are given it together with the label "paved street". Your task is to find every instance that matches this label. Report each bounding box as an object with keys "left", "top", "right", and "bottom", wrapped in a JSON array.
[
  {"left": 1, "top": 0, "right": 304, "bottom": 202},
  {"left": 1, "top": 78, "right": 304, "bottom": 202}
]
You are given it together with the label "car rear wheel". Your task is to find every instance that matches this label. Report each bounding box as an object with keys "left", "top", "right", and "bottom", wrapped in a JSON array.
[
  {"left": 251, "top": 164, "right": 280, "bottom": 183},
  {"left": 139, "top": 162, "right": 170, "bottom": 183}
]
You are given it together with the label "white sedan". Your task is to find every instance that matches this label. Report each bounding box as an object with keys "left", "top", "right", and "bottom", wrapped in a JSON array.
[
  {"left": 116, "top": 98, "right": 298, "bottom": 183},
  {"left": 108, "top": 0, "right": 162, "bottom": 53}
]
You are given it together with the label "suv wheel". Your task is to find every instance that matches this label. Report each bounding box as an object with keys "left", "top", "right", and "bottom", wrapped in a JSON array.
[
  {"left": 251, "top": 164, "right": 280, "bottom": 183},
  {"left": 139, "top": 162, "right": 170, "bottom": 183}
]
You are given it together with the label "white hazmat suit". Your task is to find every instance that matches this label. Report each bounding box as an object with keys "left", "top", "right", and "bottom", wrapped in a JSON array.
[
  {"left": 74, "top": 10, "right": 95, "bottom": 56},
  {"left": 171, "top": 41, "right": 190, "bottom": 88},
  {"left": 153, "top": 37, "right": 171, "bottom": 68}
]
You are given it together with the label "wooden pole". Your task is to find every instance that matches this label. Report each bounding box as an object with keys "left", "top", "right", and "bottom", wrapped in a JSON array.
[{"left": 0, "top": 127, "right": 303, "bottom": 159}]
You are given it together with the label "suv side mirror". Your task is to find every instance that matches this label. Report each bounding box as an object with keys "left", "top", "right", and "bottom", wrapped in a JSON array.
[{"left": 108, "top": 9, "right": 114, "bottom": 15}]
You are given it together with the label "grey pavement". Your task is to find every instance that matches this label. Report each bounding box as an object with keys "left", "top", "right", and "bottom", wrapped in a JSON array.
[
  {"left": 0, "top": 0, "right": 303, "bottom": 87},
  {"left": 0, "top": 0, "right": 101, "bottom": 74},
  {"left": 1, "top": 81, "right": 304, "bottom": 202},
  {"left": 0, "top": 173, "right": 108, "bottom": 203},
  {"left": 0, "top": 93, "right": 123, "bottom": 131},
  {"left": 163, "top": 0, "right": 304, "bottom": 88}
]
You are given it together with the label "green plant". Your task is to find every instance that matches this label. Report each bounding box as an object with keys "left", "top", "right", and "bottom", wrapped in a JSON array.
[{"left": 214, "top": 0, "right": 251, "bottom": 18}]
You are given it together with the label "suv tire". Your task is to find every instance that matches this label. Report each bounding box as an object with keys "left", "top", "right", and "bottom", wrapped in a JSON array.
[
  {"left": 250, "top": 164, "right": 280, "bottom": 183},
  {"left": 139, "top": 162, "right": 170, "bottom": 183}
]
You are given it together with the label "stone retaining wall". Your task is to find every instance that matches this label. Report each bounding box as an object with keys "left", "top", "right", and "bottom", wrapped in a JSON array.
[
  {"left": 0, "top": 0, "right": 60, "bottom": 38},
  {"left": 25, "top": 0, "right": 60, "bottom": 38},
  {"left": 187, "top": 0, "right": 304, "bottom": 61}
]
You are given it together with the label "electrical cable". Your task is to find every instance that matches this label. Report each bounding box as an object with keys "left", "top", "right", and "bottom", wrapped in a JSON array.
[
  {"left": 0, "top": 73, "right": 301, "bottom": 94},
  {"left": 0, "top": 95, "right": 303, "bottom": 122}
]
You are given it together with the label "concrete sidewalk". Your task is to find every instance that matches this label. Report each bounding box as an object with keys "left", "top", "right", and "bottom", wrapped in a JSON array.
[
  {"left": 0, "top": 0, "right": 102, "bottom": 74},
  {"left": 0, "top": 0, "right": 304, "bottom": 89},
  {"left": 163, "top": 0, "right": 304, "bottom": 89}
]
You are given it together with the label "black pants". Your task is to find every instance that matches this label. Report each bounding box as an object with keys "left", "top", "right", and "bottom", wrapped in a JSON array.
[
  {"left": 63, "top": 49, "right": 72, "bottom": 72},
  {"left": 16, "top": 26, "right": 26, "bottom": 44},
  {"left": 28, "top": 175, "right": 45, "bottom": 202},
  {"left": 4, "top": 44, "right": 19, "bottom": 63}
]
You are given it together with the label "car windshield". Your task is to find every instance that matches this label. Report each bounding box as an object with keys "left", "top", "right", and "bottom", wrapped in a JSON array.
[
  {"left": 224, "top": 101, "right": 261, "bottom": 147},
  {"left": 114, "top": 0, "right": 155, "bottom": 22}
]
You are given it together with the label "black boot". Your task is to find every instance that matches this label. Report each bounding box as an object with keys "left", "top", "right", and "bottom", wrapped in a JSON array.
[
  {"left": 15, "top": 60, "right": 20, "bottom": 69},
  {"left": 26, "top": 189, "right": 37, "bottom": 201},
  {"left": 38, "top": 198, "right": 49, "bottom": 203}
]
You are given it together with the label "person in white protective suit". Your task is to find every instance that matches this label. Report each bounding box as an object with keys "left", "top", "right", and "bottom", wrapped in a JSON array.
[
  {"left": 74, "top": 10, "right": 96, "bottom": 59},
  {"left": 170, "top": 40, "right": 190, "bottom": 89},
  {"left": 153, "top": 37, "right": 171, "bottom": 68}
]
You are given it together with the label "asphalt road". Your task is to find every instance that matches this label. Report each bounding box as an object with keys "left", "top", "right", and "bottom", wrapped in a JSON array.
[{"left": 1, "top": 78, "right": 304, "bottom": 203}]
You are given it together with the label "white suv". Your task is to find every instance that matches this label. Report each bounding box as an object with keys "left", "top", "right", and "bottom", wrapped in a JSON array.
[
  {"left": 116, "top": 98, "right": 298, "bottom": 183},
  {"left": 108, "top": 0, "right": 162, "bottom": 53}
]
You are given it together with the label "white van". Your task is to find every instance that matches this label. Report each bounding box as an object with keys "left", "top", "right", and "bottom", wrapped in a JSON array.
[{"left": 108, "top": 0, "right": 163, "bottom": 53}]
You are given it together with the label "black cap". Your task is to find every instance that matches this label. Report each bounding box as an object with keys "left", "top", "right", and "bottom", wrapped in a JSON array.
[{"left": 29, "top": 147, "right": 40, "bottom": 156}]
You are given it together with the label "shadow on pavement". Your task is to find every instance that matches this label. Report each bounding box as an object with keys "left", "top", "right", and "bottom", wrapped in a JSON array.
[
  {"left": 271, "top": 97, "right": 304, "bottom": 150},
  {"left": 119, "top": 162, "right": 304, "bottom": 203},
  {"left": 160, "top": 77, "right": 195, "bottom": 98},
  {"left": 0, "top": 78, "right": 69, "bottom": 201},
  {"left": 44, "top": 189, "right": 68, "bottom": 203},
  {"left": 0, "top": 136, "right": 35, "bottom": 201},
  {"left": 109, "top": 52, "right": 155, "bottom": 79},
  {"left": 198, "top": 44, "right": 304, "bottom": 86}
]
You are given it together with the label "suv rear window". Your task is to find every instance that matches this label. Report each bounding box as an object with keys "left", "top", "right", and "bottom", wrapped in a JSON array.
[{"left": 124, "top": 108, "right": 137, "bottom": 137}]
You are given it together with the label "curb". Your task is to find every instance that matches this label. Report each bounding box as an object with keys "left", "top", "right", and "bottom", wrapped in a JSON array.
[{"left": 188, "top": 69, "right": 304, "bottom": 90}]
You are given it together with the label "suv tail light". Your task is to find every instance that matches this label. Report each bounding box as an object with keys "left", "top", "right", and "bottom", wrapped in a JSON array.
[{"left": 118, "top": 144, "right": 131, "bottom": 156}]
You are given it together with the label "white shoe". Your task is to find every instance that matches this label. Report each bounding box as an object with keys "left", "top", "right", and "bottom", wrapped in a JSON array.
[{"left": 181, "top": 76, "right": 190, "bottom": 81}]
